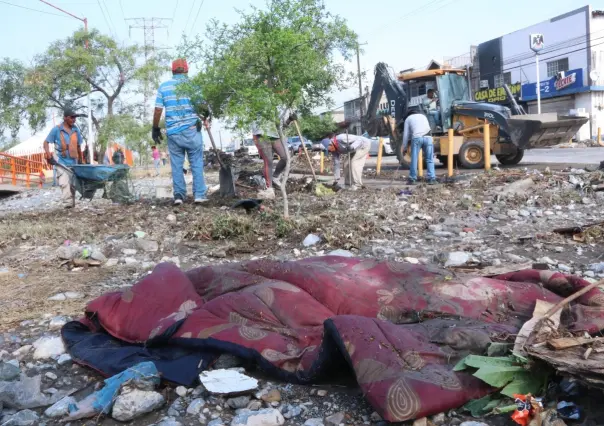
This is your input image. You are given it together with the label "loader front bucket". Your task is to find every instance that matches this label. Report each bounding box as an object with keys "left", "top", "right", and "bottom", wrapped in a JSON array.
[{"left": 505, "top": 113, "right": 589, "bottom": 149}]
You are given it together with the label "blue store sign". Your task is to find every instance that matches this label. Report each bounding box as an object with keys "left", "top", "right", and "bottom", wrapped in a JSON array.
[{"left": 521, "top": 68, "right": 584, "bottom": 100}]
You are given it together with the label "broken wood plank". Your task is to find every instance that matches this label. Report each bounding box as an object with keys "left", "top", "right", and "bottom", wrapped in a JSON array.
[{"left": 548, "top": 336, "right": 604, "bottom": 350}]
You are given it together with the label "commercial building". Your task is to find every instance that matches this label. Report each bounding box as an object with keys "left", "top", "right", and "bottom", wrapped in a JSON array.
[{"left": 472, "top": 5, "right": 604, "bottom": 140}]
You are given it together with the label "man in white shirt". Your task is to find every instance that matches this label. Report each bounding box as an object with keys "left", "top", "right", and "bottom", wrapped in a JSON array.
[
  {"left": 401, "top": 110, "right": 436, "bottom": 185},
  {"left": 334, "top": 133, "right": 371, "bottom": 190}
]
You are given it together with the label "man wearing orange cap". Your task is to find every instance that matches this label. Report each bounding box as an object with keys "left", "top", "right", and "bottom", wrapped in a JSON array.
[{"left": 153, "top": 58, "right": 207, "bottom": 205}]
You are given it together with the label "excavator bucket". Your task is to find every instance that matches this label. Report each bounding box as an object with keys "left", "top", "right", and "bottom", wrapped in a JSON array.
[{"left": 506, "top": 113, "right": 589, "bottom": 149}]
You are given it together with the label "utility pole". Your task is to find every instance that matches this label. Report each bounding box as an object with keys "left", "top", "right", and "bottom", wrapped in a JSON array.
[
  {"left": 39, "top": 0, "right": 94, "bottom": 164},
  {"left": 126, "top": 18, "right": 171, "bottom": 120},
  {"left": 219, "top": 130, "right": 223, "bottom": 150},
  {"left": 356, "top": 42, "right": 368, "bottom": 135}
]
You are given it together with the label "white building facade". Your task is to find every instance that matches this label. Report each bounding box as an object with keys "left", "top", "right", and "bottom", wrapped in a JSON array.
[{"left": 474, "top": 5, "right": 604, "bottom": 140}]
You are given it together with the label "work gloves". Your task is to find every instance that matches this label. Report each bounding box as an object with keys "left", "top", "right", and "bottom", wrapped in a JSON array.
[{"left": 152, "top": 127, "right": 163, "bottom": 144}]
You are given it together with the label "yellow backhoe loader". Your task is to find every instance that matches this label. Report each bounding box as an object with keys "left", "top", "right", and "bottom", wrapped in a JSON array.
[{"left": 364, "top": 63, "right": 589, "bottom": 169}]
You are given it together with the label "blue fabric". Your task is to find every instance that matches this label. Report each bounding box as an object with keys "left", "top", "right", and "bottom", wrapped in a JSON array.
[
  {"left": 66, "top": 360, "right": 160, "bottom": 417},
  {"left": 62, "top": 321, "right": 212, "bottom": 386},
  {"left": 155, "top": 74, "right": 199, "bottom": 136},
  {"left": 409, "top": 136, "right": 436, "bottom": 181},
  {"left": 45, "top": 124, "right": 83, "bottom": 162},
  {"left": 167, "top": 127, "right": 206, "bottom": 199}
]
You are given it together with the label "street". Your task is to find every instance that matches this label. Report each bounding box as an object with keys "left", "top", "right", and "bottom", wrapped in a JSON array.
[{"left": 364, "top": 147, "right": 604, "bottom": 168}]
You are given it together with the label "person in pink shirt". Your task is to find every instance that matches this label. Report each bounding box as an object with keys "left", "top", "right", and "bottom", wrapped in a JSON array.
[{"left": 152, "top": 145, "right": 161, "bottom": 176}]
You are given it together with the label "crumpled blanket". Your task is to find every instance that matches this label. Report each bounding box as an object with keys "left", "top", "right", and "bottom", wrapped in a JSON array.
[{"left": 62, "top": 257, "right": 604, "bottom": 422}]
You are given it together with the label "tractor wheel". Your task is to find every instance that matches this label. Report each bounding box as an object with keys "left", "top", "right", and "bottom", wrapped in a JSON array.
[
  {"left": 458, "top": 140, "right": 485, "bottom": 169},
  {"left": 496, "top": 149, "right": 525, "bottom": 166}
]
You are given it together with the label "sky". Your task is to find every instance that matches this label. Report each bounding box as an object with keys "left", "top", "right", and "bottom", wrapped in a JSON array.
[{"left": 1, "top": 0, "right": 602, "bottom": 144}]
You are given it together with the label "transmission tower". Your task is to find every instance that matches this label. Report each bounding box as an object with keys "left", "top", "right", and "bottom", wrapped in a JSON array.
[{"left": 125, "top": 18, "right": 172, "bottom": 119}]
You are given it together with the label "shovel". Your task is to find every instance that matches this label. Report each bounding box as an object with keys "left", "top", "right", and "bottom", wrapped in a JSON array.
[{"left": 203, "top": 121, "right": 237, "bottom": 197}]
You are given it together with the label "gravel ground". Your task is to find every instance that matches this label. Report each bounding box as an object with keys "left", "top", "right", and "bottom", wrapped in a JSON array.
[{"left": 0, "top": 165, "right": 603, "bottom": 426}]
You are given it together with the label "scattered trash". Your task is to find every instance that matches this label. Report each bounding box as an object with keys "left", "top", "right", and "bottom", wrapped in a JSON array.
[
  {"left": 66, "top": 361, "right": 160, "bottom": 421},
  {"left": 198, "top": 369, "right": 258, "bottom": 395},
  {"left": 45, "top": 396, "right": 77, "bottom": 418},
  {"left": 554, "top": 221, "right": 604, "bottom": 243},
  {"left": 511, "top": 394, "right": 543, "bottom": 426},
  {"left": 557, "top": 377, "right": 580, "bottom": 398},
  {"left": 134, "top": 231, "right": 146, "bottom": 238},
  {"left": 514, "top": 300, "right": 560, "bottom": 356},
  {"left": 232, "top": 198, "right": 264, "bottom": 214},
  {"left": 32, "top": 336, "right": 66, "bottom": 360},
  {"left": 557, "top": 401, "right": 581, "bottom": 420},
  {"left": 302, "top": 234, "right": 321, "bottom": 247},
  {"left": 443, "top": 251, "right": 470, "bottom": 267}
]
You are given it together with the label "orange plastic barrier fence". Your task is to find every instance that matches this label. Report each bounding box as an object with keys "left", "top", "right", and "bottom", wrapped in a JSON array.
[{"left": 0, "top": 152, "right": 46, "bottom": 188}]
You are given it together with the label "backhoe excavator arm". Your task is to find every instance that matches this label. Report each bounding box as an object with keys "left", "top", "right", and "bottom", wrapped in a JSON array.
[
  {"left": 362, "top": 63, "right": 409, "bottom": 162},
  {"left": 363, "top": 63, "right": 408, "bottom": 139}
]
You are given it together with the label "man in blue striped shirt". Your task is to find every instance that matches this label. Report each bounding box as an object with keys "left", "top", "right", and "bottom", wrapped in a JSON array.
[{"left": 153, "top": 58, "right": 207, "bottom": 205}]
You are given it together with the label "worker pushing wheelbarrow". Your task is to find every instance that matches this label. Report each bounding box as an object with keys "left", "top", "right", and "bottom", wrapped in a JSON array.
[{"left": 44, "top": 107, "right": 132, "bottom": 208}]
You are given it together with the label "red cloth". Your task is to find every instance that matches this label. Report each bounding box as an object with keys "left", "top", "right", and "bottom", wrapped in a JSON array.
[{"left": 82, "top": 257, "right": 604, "bottom": 422}]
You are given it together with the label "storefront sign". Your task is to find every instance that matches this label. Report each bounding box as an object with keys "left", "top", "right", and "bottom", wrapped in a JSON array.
[
  {"left": 474, "top": 83, "right": 521, "bottom": 103},
  {"left": 521, "top": 68, "right": 583, "bottom": 100},
  {"left": 554, "top": 72, "right": 576, "bottom": 90}
]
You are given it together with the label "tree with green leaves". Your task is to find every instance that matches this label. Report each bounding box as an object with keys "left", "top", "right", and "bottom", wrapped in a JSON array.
[
  {"left": 180, "top": 0, "right": 358, "bottom": 216},
  {"left": 0, "top": 58, "right": 45, "bottom": 139},
  {"left": 289, "top": 113, "right": 339, "bottom": 141},
  {"left": 0, "top": 28, "right": 167, "bottom": 156}
]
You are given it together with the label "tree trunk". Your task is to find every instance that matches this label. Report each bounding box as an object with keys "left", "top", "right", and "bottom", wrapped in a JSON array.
[{"left": 276, "top": 126, "right": 290, "bottom": 218}]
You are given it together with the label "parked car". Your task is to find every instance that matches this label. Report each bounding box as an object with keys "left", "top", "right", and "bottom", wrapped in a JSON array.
[
  {"left": 287, "top": 136, "right": 312, "bottom": 154},
  {"left": 369, "top": 137, "right": 394, "bottom": 156},
  {"left": 241, "top": 138, "right": 259, "bottom": 157}
]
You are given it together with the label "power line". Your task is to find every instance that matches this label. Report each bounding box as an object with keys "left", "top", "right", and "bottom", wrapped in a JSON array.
[
  {"left": 0, "top": 0, "right": 71, "bottom": 18},
  {"left": 183, "top": 0, "right": 197, "bottom": 36},
  {"left": 188, "top": 0, "right": 205, "bottom": 37},
  {"left": 171, "top": 0, "right": 179, "bottom": 25},
  {"left": 501, "top": 30, "right": 604, "bottom": 66},
  {"left": 97, "top": 0, "right": 115, "bottom": 37},
  {"left": 480, "top": 38, "right": 604, "bottom": 79},
  {"left": 101, "top": 0, "right": 119, "bottom": 37},
  {"left": 118, "top": 0, "right": 128, "bottom": 33}
]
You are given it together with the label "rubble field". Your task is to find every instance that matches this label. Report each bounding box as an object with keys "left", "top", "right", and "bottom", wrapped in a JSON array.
[{"left": 0, "top": 166, "right": 604, "bottom": 426}]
